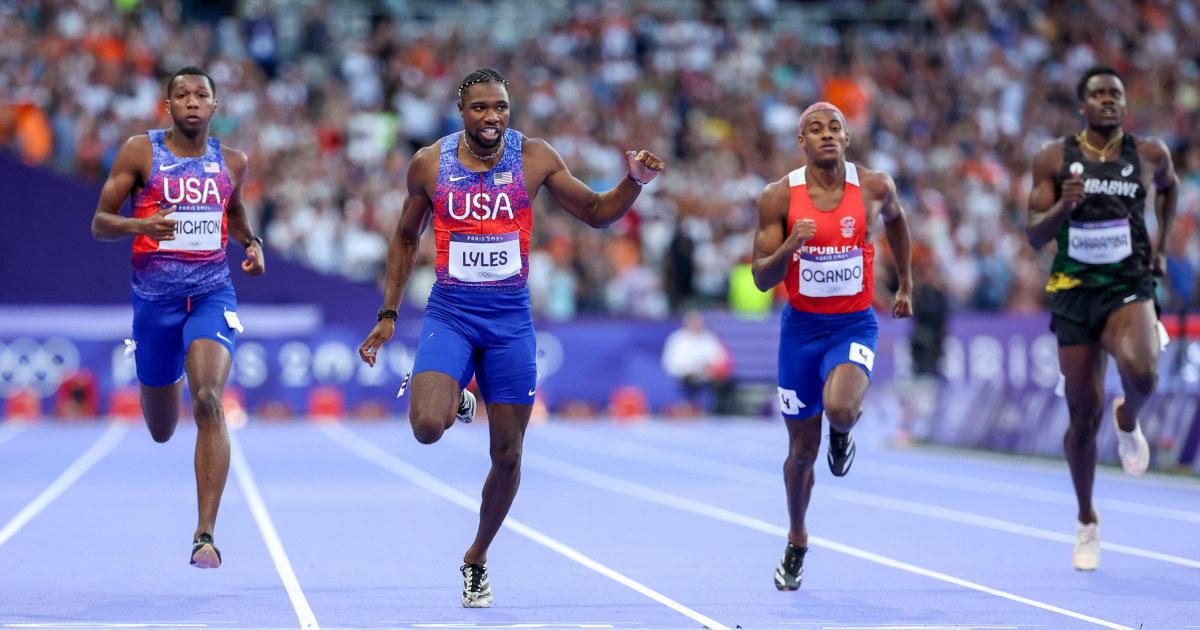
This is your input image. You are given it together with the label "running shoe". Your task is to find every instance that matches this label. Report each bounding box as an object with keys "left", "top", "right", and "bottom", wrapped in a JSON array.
[
  {"left": 457, "top": 389, "right": 477, "bottom": 424},
  {"left": 1073, "top": 519, "right": 1100, "bottom": 571},
  {"left": 827, "top": 429, "right": 855, "bottom": 477},
  {"left": 774, "top": 542, "right": 807, "bottom": 590},
  {"left": 190, "top": 532, "right": 222, "bottom": 569},
  {"left": 460, "top": 562, "right": 493, "bottom": 607},
  {"left": 1112, "top": 397, "right": 1149, "bottom": 476}
]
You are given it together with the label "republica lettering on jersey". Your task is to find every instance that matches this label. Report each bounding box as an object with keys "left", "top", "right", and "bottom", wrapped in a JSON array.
[
  {"left": 795, "top": 244, "right": 856, "bottom": 259},
  {"left": 447, "top": 192, "right": 515, "bottom": 221},
  {"left": 164, "top": 177, "right": 224, "bottom": 204},
  {"left": 1082, "top": 179, "right": 1139, "bottom": 198}
]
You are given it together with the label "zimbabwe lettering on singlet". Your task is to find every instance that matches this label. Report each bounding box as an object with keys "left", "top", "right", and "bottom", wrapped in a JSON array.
[
  {"left": 1047, "top": 133, "right": 1149, "bottom": 293},
  {"left": 432, "top": 129, "right": 533, "bottom": 292},
  {"left": 130, "top": 129, "right": 233, "bottom": 300},
  {"left": 783, "top": 163, "right": 875, "bottom": 314}
]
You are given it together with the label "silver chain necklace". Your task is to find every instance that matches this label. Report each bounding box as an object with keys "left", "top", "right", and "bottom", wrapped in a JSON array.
[{"left": 462, "top": 133, "right": 503, "bottom": 161}]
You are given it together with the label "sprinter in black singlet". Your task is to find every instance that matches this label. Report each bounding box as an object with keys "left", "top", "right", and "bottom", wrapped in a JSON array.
[{"left": 1026, "top": 65, "right": 1179, "bottom": 571}]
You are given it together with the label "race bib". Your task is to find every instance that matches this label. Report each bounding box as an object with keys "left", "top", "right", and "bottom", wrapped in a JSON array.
[
  {"left": 1068, "top": 219, "right": 1132, "bottom": 265},
  {"left": 449, "top": 231, "right": 521, "bottom": 283},
  {"left": 158, "top": 210, "right": 223, "bottom": 251},
  {"left": 798, "top": 249, "right": 864, "bottom": 298}
]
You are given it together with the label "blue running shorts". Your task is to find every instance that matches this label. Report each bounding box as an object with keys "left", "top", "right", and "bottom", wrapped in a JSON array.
[
  {"left": 777, "top": 305, "right": 879, "bottom": 419},
  {"left": 131, "top": 285, "right": 239, "bottom": 387},
  {"left": 411, "top": 284, "right": 537, "bottom": 404}
]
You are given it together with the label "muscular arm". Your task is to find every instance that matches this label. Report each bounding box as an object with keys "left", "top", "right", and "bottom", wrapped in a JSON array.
[
  {"left": 359, "top": 146, "right": 437, "bottom": 365},
  {"left": 528, "top": 139, "right": 658, "bottom": 229},
  {"left": 1146, "top": 138, "right": 1180, "bottom": 275},
  {"left": 382, "top": 148, "right": 438, "bottom": 311},
  {"left": 223, "top": 148, "right": 253, "bottom": 246},
  {"left": 222, "top": 148, "right": 265, "bottom": 276},
  {"left": 751, "top": 179, "right": 802, "bottom": 292},
  {"left": 91, "top": 136, "right": 158, "bottom": 240},
  {"left": 1026, "top": 142, "right": 1070, "bottom": 250},
  {"left": 863, "top": 169, "right": 913, "bottom": 318}
]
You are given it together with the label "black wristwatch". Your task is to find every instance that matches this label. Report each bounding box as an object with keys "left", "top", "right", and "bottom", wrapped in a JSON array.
[
  {"left": 377, "top": 308, "right": 398, "bottom": 321},
  {"left": 243, "top": 234, "right": 264, "bottom": 249}
]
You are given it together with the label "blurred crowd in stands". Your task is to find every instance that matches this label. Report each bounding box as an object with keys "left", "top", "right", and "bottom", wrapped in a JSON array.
[{"left": 4, "top": 0, "right": 1200, "bottom": 320}]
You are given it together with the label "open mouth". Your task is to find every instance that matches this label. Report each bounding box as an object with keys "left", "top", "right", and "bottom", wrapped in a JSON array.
[{"left": 479, "top": 127, "right": 500, "bottom": 141}]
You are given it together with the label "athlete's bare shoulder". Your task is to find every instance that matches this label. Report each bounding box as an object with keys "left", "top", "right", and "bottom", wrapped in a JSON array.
[
  {"left": 1134, "top": 134, "right": 1171, "bottom": 164},
  {"left": 758, "top": 173, "right": 791, "bottom": 217},
  {"left": 853, "top": 163, "right": 898, "bottom": 205},
  {"left": 405, "top": 140, "right": 443, "bottom": 193},
  {"left": 112, "top": 134, "right": 153, "bottom": 176},
  {"left": 220, "top": 144, "right": 248, "bottom": 179}
]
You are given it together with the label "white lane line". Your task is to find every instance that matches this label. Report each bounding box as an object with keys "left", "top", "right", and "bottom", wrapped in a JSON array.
[
  {"left": 533, "top": 428, "right": 1200, "bottom": 567},
  {"left": 321, "top": 423, "right": 732, "bottom": 630},
  {"left": 229, "top": 431, "right": 320, "bottom": 630},
  {"left": 451, "top": 434, "right": 1133, "bottom": 630},
  {"left": 0, "top": 423, "right": 127, "bottom": 549},
  {"left": 0, "top": 421, "right": 28, "bottom": 447},
  {"left": 855, "top": 462, "right": 1200, "bottom": 524}
]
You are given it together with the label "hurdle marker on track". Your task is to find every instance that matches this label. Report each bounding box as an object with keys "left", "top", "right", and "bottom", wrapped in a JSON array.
[
  {"left": 229, "top": 431, "right": 320, "bottom": 630},
  {"left": 321, "top": 423, "right": 733, "bottom": 630},
  {"left": 0, "top": 422, "right": 127, "bottom": 549}
]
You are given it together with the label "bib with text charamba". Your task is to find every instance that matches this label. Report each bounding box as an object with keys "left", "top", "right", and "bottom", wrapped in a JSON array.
[
  {"left": 449, "top": 231, "right": 521, "bottom": 282},
  {"left": 158, "top": 207, "right": 223, "bottom": 251},
  {"left": 797, "top": 249, "right": 864, "bottom": 297},
  {"left": 1068, "top": 219, "right": 1132, "bottom": 265}
]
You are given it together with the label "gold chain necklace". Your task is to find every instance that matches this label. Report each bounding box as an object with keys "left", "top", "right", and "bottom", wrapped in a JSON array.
[{"left": 1076, "top": 129, "right": 1123, "bottom": 163}]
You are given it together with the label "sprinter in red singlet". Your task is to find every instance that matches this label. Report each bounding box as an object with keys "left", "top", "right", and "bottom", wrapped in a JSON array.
[
  {"left": 92, "top": 67, "right": 265, "bottom": 569},
  {"left": 358, "top": 68, "right": 664, "bottom": 608},
  {"left": 752, "top": 102, "right": 913, "bottom": 590}
]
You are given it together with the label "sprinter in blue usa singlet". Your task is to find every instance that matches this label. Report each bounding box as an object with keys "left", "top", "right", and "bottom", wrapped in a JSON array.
[
  {"left": 91, "top": 67, "right": 265, "bottom": 570},
  {"left": 358, "top": 68, "right": 665, "bottom": 609}
]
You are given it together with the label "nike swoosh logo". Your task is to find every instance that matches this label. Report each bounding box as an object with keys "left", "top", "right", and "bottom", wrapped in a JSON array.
[
  {"left": 528, "top": 390, "right": 536, "bottom": 396},
  {"left": 450, "top": 174, "right": 472, "bottom": 182},
  {"left": 161, "top": 162, "right": 183, "bottom": 171},
  {"left": 216, "top": 332, "right": 232, "bottom": 344}
]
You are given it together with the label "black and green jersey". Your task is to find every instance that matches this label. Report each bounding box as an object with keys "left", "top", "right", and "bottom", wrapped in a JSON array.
[{"left": 1047, "top": 133, "right": 1149, "bottom": 293}]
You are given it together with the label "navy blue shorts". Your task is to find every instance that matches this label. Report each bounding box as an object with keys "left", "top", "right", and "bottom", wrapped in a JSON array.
[
  {"left": 410, "top": 284, "right": 537, "bottom": 404},
  {"left": 130, "top": 285, "right": 238, "bottom": 387},
  {"left": 777, "top": 305, "right": 878, "bottom": 419}
]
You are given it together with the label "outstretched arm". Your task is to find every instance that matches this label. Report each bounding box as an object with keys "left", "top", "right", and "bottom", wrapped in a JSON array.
[
  {"left": 359, "top": 147, "right": 436, "bottom": 366},
  {"left": 751, "top": 180, "right": 813, "bottom": 292},
  {"left": 1026, "top": 142, "right": 1077, "bottom": 250},
  {"left": 1147, "top": 138, "right": 1180, "bottom": 276},
  {"left": 91, "top": 136, "right": 177, "bottom": 242},
  {"left": 533, "top": 139, "right": 665, "bottom": 228}
]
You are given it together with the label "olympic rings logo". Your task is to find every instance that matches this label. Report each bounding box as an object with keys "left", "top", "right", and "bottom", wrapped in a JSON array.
[{"left": 0, "top": 338, "right": 81, "bottom": 398}]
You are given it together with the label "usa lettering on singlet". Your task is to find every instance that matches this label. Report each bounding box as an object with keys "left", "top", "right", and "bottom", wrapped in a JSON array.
[
  {"left": 431, "top": 129, "right": 533, "bottom": 292},
  {"left": 1047, "top": 133, "right": 1150, "bottom": 292},
  {"left": 783, "top": 163, "right": 875, "bottom": 314},
  {"left": 129, "top": 130, "right": 234, "bottom": 300}
]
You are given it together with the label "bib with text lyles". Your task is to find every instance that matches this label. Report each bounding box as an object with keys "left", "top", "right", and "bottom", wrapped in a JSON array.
[
  {"left": 1068, "top": 219, "right": 1132, "bottom": 265},
  {"left": 798, "top": 249, "right": 864, "bottom": 298},
  {"left": 158, "top": 207, "right": 224, "bottom": 251},
  {"left": 449, "top": 231, "right": 521, "bottom": 283}
]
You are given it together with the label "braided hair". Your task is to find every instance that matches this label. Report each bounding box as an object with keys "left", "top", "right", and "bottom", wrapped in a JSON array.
[{"left": 457, "top": 68, "right": 509, "bottom": 104}]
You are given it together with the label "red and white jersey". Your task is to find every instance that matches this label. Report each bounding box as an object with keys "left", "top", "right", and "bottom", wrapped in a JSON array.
[{"left": 783, "top": 162, "right": 874, "bottom": 314}]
